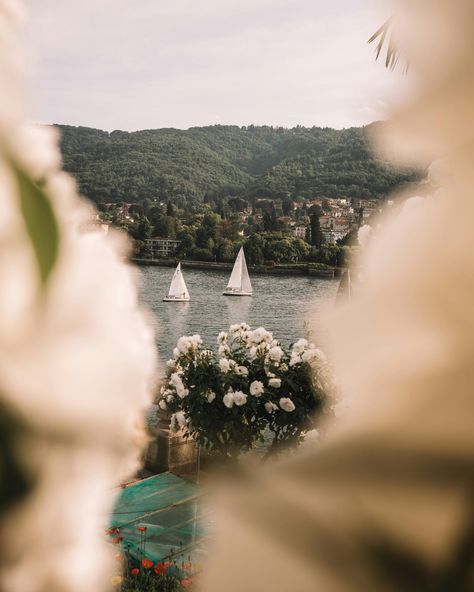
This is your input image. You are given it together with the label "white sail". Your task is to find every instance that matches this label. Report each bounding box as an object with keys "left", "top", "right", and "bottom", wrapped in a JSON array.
[
  {"left": 165, "top": 263, "right": 190, "bottom": 300},
  {"left": 240, "top": 249, "right": 252, "bottom": 294},
  {"left": 226, "top": 249, "right": 243, "bottom": 289},
  {"left": 224, "top": 247, "right": 252, "bottom": 295}
]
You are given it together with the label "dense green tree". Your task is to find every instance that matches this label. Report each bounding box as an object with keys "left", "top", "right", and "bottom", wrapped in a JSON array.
[
  {"left": 215, "top": 238, "right": 235, "bottom": 262},
  {"left": 154, "top": 215, "right": 176, "bottom": 238},
  {"left": 166, "top": 201, "right": 175, "bottom": 216},
  {"left": 245, "top": 234, "right": 266, "bottom": 265},
  {"left": 176, "top": 230, "right": 195, "bottom": 256},
  {"left": 129, "top": 216, "right": 153, "bottom": 241},
  {"left": 310, "top": 211, "right": 324, "bottom": 248}
]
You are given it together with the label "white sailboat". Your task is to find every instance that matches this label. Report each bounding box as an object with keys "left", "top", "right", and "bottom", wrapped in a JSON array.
[
  {"left": 223, "top": 247, "right": 253, "bottom": 296},
  {"left": 163, "top": 263, "right": 190, "bottom": 302}
]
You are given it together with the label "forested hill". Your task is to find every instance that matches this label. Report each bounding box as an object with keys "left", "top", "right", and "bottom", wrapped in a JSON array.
[{"left": 57, "top": 123, "right": 421, "bottom": 205}]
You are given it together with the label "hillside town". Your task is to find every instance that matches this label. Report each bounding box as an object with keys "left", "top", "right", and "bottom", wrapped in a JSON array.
[{"left": 96, "top": 196, "right": 382, "bottom": 264}]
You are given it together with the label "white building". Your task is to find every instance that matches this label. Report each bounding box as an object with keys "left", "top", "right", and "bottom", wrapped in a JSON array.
[
  {"left": 292, "top": 225, "right": 308, "bottom": 239},
  {"left": 146, "top": 238, "right": 181, "bottom": 258}
]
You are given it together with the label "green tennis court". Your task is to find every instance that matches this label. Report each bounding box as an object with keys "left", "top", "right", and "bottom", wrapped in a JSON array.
[{"left": 110, "top": 473, "right": 210, "bottom": 571}]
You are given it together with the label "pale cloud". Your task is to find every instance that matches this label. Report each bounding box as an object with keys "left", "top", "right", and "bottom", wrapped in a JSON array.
[{"left": 23, "top": 0, "right": 406, "bottom": 131}]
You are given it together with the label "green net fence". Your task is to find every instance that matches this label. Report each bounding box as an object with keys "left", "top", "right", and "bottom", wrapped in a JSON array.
[{"left": 109, "top": 473, "right": 210, "bottom": 573}]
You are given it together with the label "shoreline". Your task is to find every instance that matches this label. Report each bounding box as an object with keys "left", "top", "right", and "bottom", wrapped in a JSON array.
[{"left": 132, "top": 258, "right": 340, "bottom": 279}]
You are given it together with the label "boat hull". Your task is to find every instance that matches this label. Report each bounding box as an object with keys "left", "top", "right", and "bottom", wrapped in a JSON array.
[
  {"left": 163, "top": 296, "right": 190, "bottom": 302},
  {"left": 222, "top": 290, "right": 252, "bottom": 297}
]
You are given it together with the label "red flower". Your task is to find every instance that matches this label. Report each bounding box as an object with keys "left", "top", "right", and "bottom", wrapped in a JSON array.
[
  {"left": 131, "top": 568, "right": 140, "bottom": 576},
  {"left": 154, "top": 562, "right": 168, "bottom": 575},
  {"left": 137, "top": 526, "right": 147, "bottom": 532},
  {"left": 112, "top": 536, "right": 123, "bottom": 545},
  {"left": 107, "top": 527, "right": 120, "bottom": 536},
  {"left": 182, "top": 578, "right": 193, "bottom": 589},
  {"left": 141, "top": 558, "right": 153, "bottom": 569}
]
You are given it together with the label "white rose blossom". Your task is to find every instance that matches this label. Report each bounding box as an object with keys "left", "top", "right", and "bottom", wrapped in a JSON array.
[
  {"left": 218, "top": 344, "right": 230, "bottom": 357},
  {"left": 219, "top": 358, "right": 231, "bottom": 373},
  {"left": 250, "top": 380, "right": 264, "bottom": 397},
  {"left": 236, "top": 365, "right": 249, "bottom": 376},
  {"left": 207, "top": 391, "right": 216, "bottom": 403},
  {"left": 177, "top": 336, "right": 191, "bottom": 353},
  {"left": 217, "top": 331, "right": 228, "bottom": 344},
  {"left": 268, "top": 346, "right": 284, "bottom": 363},
  {"left": 292, "top": 338, "right": 308, "bottom": 354},
  {"left": 302, "top": 348, "right": 326, "bottom": 364},
  {"left": 268, "top": 378, "right": 281, "bottom": 389},
  {"left": 248, "top": 346, "right": 258, "bottom": 359},
  {"left": 158, "top": 399, "right": 167, "bottom": 411},
  {"left": 232, "top": 391, "right": 248, "bottom": 406},
  {"left": 247, "top": 327, "right": 272, "bottom": 345},
  {"left": 223, "top": 391, "right": 234, "bottom": 408},
  {"left": 279, "top": 398, "right": 296, "bottom": 412},
  {"left": 265, "top": 401, "right": 278, "bottom": 414},
  {"left": 289, "top": 352, "right": 302, "bottom": 367}
]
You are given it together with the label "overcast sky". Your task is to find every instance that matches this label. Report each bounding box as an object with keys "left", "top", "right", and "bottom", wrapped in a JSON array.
[{"left": 24, "top": 0, "right": 404, "bottom": 131}]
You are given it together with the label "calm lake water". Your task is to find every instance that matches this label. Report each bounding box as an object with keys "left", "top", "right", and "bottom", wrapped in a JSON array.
[{"left": 140, "top": 266, "right": 340, "bottom": 372}]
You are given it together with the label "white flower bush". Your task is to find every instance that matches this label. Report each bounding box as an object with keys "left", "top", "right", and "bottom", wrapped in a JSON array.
[{"left": 160, "top": 324, "right": 329, "bottom": 460}]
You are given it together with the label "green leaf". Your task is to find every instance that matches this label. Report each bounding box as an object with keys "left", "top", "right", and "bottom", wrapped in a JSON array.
[{"left": 13, "top": 164, "right": 60, "bottom": 286}]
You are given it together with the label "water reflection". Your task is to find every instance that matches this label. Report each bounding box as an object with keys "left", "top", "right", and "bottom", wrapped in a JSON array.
[
  {"left": 140, "top": 266, "right": 339, "bottom": 372},
  {"left": 224, "top": 294, "right": 252, "bottom": 326}
]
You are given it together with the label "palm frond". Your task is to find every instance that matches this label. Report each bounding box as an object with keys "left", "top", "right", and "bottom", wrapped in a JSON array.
[{"left": 368, "top": 17, "right": 404, "bottom": 72}]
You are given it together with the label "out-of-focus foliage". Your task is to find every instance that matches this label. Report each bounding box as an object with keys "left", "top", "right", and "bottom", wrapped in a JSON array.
[
  {"left": 13, "top": 164, "right": 59, "bottom": 286},
  {"left": 0, "top": 402, "right": 33, "bottom": 518},
  {"left": 57, "top": 123, "right": 421, "bottom": 205}
]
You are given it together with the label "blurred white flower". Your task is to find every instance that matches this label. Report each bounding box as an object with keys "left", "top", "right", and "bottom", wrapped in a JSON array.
[
  {"left": 250, "top": 380, "right": 264, "bottom": 397},
  {"left": 302, "top": 348, "right": 326, "bottom": 364},
  {"left": 0, "top": 8, "right": 158, "bottom": 592},
  {"left": 236, "top": 365, "right": 249, "bottom": 376},
  {"left": 268, "top": 378, "right": 281, "bottom": 389},
  {"left": 158, "top": 399, "right": 167, "bottom": 411},
  {"left": 206, "top": 391, "right": 216, "bottom": 403},
  {"left": 173, "top": 347, "right": 180, "bottom": 359},
  {"left": 177, "top": 336, "right": 191, "bottom": 353},
  {"left": 233, "top": 391, "right": 248, "bottom": 406},
  {"left": 357, "top": 224, "right": 372, "bottom": 247},
  {"left": 8, "top": 123, "right": 62, "bottom": 180},
  {"left": 279, "top": 398, "right": 296, "bottom": 412}
]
